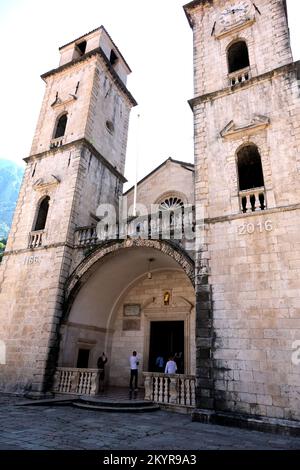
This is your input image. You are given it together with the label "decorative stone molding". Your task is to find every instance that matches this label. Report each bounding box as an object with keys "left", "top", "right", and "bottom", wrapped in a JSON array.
[
  {"left": 215, "top": 16, "right": 255, "bottom": 39},
  {"left": 51, "top": 94, "right": 77, "bottom": 109},
  {"left": 215, "top": 3, "right": 256, "bottom": 39},
  {"left": 220, "top": 115, "right": 270, "bottom": 140},
  {"left": 33, "top": 175, "right": 61, "bottom": 191}
]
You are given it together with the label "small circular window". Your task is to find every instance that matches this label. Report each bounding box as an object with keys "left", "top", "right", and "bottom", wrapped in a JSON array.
[{"left": 106, "top": 120, "right": 114, "bottom": 134}]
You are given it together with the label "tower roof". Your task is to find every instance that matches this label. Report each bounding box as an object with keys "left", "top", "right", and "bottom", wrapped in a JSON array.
[{"left": 59, "top": 25, "right": 132, "bottom": 74}]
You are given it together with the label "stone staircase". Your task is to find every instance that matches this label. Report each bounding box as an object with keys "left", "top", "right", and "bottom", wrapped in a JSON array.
[{"left": 73, "top": 396, "right": 160, "bottom": 413}]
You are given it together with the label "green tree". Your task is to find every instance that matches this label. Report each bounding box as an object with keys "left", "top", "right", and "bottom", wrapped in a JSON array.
[{"left": 0, "top": 238, "right": 7, "bottom": 263}]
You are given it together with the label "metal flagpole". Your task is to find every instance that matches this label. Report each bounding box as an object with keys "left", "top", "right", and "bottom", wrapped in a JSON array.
[{"left": 133, "top": 113, "right": 140, "bottom": 217}]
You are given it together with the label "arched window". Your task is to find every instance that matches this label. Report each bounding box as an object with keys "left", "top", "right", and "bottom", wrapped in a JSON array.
[
  {"left": 159, "top": 196, "right": 184, "bottom": 230},
  {"left": 76, "top": 40, "right": 87, "bottom": 56},
  {"left": 159, "top": 196, "right": 184, "bottom": 211},
  {"left": 237, "top": 145, "right": 264, "bottom": 191},
  {"left": 237, "top": 145, "right": 266, "bottom": 212},
  {"left": 34, "top": 196, "right": 50, "bottom": 231},
  {"left": 54, "top": 114, "right": 68, "bottom": 139},
  {"left": 228, "top": 41, "right": 250, "bottom": 74}
]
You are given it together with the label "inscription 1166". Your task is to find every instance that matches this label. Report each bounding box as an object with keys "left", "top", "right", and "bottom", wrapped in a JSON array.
[{"left": 24, "top": 256, "right": 41, "bottom": 266}]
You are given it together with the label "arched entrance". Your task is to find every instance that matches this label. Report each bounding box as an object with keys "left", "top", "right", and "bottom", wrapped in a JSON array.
[{"left": 59, "top": 240, "right": 195, "bottom": 388}]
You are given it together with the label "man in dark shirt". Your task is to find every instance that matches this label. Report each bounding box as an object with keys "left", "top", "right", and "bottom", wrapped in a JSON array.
[{"left": 97, "top": 353, "right": 108, "bottom": 393}]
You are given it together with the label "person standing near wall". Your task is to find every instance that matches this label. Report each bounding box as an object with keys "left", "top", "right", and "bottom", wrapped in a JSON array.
[
  {"left": 97, "top": 352, "right": 108, "bottom": 393},
  {"left": 129, "top": 351, "right": 139, "bottom": 391}
]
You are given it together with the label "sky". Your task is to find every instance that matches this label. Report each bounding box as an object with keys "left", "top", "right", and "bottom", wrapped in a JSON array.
[{"left": 0, "top": 0, "right": 299, "bottom": 190}]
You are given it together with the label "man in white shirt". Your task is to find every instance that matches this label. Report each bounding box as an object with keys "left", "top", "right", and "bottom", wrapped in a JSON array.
[
  {"left": 129, "top": 351, "right": 139, "bottom": 391},
  {"left": 165, "top": 357, "right": 177, "bottom": 374}
]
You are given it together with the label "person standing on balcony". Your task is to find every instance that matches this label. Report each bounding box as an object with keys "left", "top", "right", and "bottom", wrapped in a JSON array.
[
  {"left": 165, "top": 356, "right": 177, "bottom": 374},
  {"left": 155, "top": 354, "right": 165, "bottom": 373}
]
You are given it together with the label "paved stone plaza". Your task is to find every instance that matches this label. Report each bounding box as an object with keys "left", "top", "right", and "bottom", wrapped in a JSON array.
[{"left": 0, "top": 396, "right": 300, "bottom": 450}]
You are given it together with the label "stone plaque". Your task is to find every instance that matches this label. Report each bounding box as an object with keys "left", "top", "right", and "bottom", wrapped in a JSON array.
[
  {"left": 123, "top": 319, "right": 141, "bottom": 331},
  {"left": 124, "top": 304, "right": 141, "bottom": 317}
]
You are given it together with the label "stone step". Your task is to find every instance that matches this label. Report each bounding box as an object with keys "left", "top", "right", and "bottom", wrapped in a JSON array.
[
  {"left": 73, "top": 401, "right": 160, "bottom": 413},
  {"left": 79, "top": 397, "right": 155, "bottom": 408}
]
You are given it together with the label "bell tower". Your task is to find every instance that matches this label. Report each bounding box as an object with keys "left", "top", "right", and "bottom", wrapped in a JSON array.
[
  {"left": 185, "top": 0, "right": 300, "bottom": 424},
  {"left": 0, "top": 26, "right": 136, "bottom": 395}
]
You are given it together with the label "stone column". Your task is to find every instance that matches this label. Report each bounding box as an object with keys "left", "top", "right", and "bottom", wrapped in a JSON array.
[{"left": 143, "top": 373, "right": 153, "bottom": 401}]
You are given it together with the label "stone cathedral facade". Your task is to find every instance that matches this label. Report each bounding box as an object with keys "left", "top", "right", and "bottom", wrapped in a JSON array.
[{"left": 0, "top": 0, "right": 300, "bottom": 428}]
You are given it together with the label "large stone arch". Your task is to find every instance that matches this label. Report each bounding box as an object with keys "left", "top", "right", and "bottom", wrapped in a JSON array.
[
  {"left": 64, "top": 238, "right": 195, "bottom": 317},
  {"left": 57, "top": 239, "right": 195, "bottom": 385}
]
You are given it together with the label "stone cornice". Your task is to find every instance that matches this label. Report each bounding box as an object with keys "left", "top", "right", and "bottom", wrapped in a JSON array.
[
  {"left": 205, "top": 203, "right": 300, "bottom": 226},
  {"left": 183, "top": 0, "right": 213, "bottom": 27},
  {"left": 3, "top": 241, "right": 74, "bottom": 258},
  {"left": 189, "top": 61, "right": 300, "bottom": 109},
  {"left": 61, "top": 321, "right": 113, "bottom": 334},
  {"left": 24, "top": 138, "right": 127, "bottom": 184},
  {"left": 41, "top": 47, "right": 137, "bottom": 108}
]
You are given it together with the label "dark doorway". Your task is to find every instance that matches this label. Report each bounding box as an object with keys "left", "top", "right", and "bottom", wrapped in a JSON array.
[
  {"left": 149, "top": 321, "right": 184, "bottom": 374},
  {"left": 76, "top": 349, "right": 90, "bottom": 368}
]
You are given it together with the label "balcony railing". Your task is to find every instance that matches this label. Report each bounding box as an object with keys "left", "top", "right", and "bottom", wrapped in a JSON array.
[
  {"left": 239, "top": 187, "right": 266, "bottom": 213},
  {"left": 28, "top": 230, "right": 44, "bottom": 248},
  {"left": 50, "top": 136, "right": 65, "bottom": 149},
  {"left": 143, "top": 372, "right": 196, "bottom": 408},
  {"left": 53, "top": 367, "right": 101, "bottom": 396},
  {"left": 229, "top": 66, "right": 251, "bottom": 86},
  {"left": 75, "top": 207, "right": 195, "bottom": 247},
  {"left": 76, "top": 226, "right": 98, "bottom": 246}
]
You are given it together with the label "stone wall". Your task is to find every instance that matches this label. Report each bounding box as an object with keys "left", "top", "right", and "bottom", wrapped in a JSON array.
[
  {"left": 210, "top": 209, "right": 300, "bottom": 421},
  {"left": 125, "top": 159, "right": 195, "bottom": 212},
  {"left": 186, "top": 0, "right": 300, "bottom": 420}
]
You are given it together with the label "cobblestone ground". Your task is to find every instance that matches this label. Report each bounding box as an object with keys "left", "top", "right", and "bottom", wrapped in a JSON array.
[{"left": 0, "top": 396, "right": 300, "bottom": 450}]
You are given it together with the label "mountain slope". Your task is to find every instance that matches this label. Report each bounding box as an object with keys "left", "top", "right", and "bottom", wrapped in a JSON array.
[{"left": 0, "top": 159, "right": 24, "bottom": 239}]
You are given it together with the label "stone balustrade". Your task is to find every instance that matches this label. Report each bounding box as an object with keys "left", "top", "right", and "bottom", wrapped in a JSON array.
[
  {"left": 229, "top": 67, "right": 251, "bottom": 86},
  {"left": 239, "top": 187, "right": 266, "bottom": 213},
  {"left": 143, "top": 372, "right": 196, "bottom": 408},
  {"left": 75, "top": 226, "right": 98, "bottom": 246},
  {"left": 28, "top": 230, "right": 44, "bottom": 249},
  {"left": 75, "top": 207, "right": 195, "bottom": 248},
  {"left": 50, "top": 136, "right": 65, "bottom": 149},
  {"left": 53, "top": 367, "right": 101, "bottom": 395}
]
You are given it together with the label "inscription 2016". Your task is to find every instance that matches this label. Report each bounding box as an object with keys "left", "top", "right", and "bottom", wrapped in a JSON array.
[{"left": 238, "top": 220, "right": 273, "bottom": 236}]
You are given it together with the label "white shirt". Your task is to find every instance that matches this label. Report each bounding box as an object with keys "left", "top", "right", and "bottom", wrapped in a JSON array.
[
  {"left": 130, "top": 356, "right": 139, "bottom": 370},
  {"left": 165, "top": 360, "right": 177, "bottom": 374}
]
